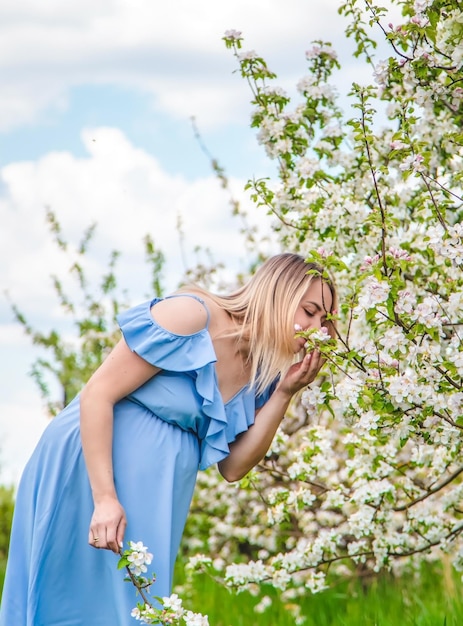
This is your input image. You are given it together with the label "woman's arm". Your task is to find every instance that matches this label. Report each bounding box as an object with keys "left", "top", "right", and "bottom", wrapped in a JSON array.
[
  {"left": 80, "top": 296, "right": 209, "bottom": 553},
  {"left": 218, "top": 350, "right": 323, "bottom": 482},
  {"left": 80, "top": 339, "right": 160, "bottom": 552}
]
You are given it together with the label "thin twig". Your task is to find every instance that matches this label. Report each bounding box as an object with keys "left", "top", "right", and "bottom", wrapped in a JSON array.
[{"left": 394, "top": 465, "right": 463, "bottom": 512}]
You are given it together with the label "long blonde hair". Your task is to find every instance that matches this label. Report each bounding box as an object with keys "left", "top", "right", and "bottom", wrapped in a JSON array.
[{"left": 185, "top": 253, "right": 336, "bottom": 394}]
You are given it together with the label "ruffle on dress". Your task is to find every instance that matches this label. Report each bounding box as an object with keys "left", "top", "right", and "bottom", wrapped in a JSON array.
[
  {"left": 117, "top": 298, "right": 274, "bottom": 470},
  {"left": 117, "top": 299, "right": 215, "bottom": 372}
]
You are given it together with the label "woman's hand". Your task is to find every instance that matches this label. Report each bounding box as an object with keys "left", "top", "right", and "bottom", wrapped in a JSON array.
[
  {"left": 276, "top": 350, "right": 323, "bottom": 398},
  {"left": 88, "top": 496, "right": 127, "bottom": 554},
  {"left": 81, "top": 338, "right": 159, "bottom": 556},
  {"left": 218, "top": 350, "right": 323, "bottom": 482}
]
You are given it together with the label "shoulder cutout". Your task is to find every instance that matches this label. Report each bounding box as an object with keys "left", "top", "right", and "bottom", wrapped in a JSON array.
[{"left": 150, "top": 295, "right": 209, "bottom": 336}]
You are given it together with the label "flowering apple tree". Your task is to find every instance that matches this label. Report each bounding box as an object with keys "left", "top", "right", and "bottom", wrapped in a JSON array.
[{"left": 182, "top": 0, "right": 463, "bottom": 617}]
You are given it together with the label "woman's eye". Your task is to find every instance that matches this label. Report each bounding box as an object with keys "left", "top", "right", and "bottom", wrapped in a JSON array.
[{"left": 304, "top": 309, "right": 314, "bottom": 317}]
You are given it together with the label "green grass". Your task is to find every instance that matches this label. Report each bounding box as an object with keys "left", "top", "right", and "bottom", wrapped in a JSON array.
[
  {"left": 174, "top": 561, "right": 463, "bottom": 626},
  {"left": 0, "top": 559, "right": 6, "bottom": 598},
  {"left": 1, "top": 557, "right": 462, "bottom": 624}
]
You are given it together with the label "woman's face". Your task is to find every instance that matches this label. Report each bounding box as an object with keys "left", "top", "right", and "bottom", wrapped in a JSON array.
[{"left": 293, "top": 279, "right": 333, "bottom": 353}]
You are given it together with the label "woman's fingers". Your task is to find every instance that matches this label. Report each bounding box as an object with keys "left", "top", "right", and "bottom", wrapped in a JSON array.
[
  {"left": 89, "top": 523, "right": 121, "bottom": 553},
  {"left": 301, "top": 350, "right": 317, "bottom": 373},
  {"left": 298, "top": 350, "right": 323, "bottom": 384},
  {"left": 88, "top": 525, "right": 106, "bottom": 549},
  {"left": 106, "top": 526, "right": 119, "bottom": 554},
  {"left": 278, "top": 349, "right": 325, "bottom": 396},
  {"left": 88, "top": 501, "right": 126, "bottom": 553},
  {"left": 116, "top": 517, "right": 127, "bottom": 553}
]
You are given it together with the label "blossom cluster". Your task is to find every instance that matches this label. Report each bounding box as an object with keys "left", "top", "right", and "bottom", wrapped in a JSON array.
[
  {"left": 118, "top": 542, "right": 209, "bottom": 625},
  {"left": 131, "top": 594, "right": 208, "bottom": 626},
  {"left": 126, "top": 540, "right": 153, "bottom": 577}
]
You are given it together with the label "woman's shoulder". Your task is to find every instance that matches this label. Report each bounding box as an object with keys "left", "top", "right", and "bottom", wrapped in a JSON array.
[{"left": 150, "top": 293, "right": 210, "bottom": 336}]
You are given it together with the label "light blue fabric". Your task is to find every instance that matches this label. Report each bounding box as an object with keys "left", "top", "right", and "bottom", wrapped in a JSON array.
[{"left": 0, "top": 295, "right": 275, "bottom": 625}]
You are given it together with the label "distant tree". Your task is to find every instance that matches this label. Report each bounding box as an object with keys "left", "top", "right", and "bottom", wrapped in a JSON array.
[
  {"left": 0, "top": 486, "right": 14, "bottom": 558},
  {"left": 0, "top": 485, "right": 15, "bottom": 592},
  {"left": 8, "top": 210, "right": 165, "bottom": 416}
]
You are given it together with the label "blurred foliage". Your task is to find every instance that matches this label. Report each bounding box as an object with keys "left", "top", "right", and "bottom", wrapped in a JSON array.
[
  {"left": 0, "top": 486, "right": 14, "bottom": 561},
  {"left": 7, "top": 210, "right": 165, "bottom": 416}
]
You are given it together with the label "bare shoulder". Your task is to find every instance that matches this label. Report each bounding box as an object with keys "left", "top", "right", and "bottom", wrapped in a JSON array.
[{"left": 150, "top": 294, "right": 209, "bottom": 335}]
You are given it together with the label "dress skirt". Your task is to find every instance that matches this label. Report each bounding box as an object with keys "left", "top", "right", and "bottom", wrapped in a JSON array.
[{"left": 0, "top": 395, "right": 200, "bottom": 626}]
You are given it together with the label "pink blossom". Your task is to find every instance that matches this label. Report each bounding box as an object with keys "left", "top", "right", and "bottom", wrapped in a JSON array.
[
  {"left": 388, "top": 247, "right": 411, "bottom": 261},
  {"left": 316, "top": 246, "right": 331, "bottom": 258},
  {"left": 360, "top": 254, "right": 380, "bottom": 271},
  {"left": 411, "top": 14, "right": 429, "bottom": 27}
]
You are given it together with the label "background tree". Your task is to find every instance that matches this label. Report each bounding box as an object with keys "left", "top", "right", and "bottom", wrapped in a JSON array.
[
  {"left": 8, "top": 210, "right": 172, "bottom": 416},
  {"left": 0, "top": 486, "right": 14, "bottom": 591}
]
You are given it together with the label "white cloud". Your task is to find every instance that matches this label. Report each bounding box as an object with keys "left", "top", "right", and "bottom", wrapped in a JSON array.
[
  {"left": 0, "top": 396, "right": 50, "bottom": 487},
  {"left": 0, "top": 330, "right": 51, "bottom": 486},
  {"left": 0, "top": 0, "right": 357, "bottom": 130},
  {"left": 1, "top": 126, "right": 271, "bottom": 308}
]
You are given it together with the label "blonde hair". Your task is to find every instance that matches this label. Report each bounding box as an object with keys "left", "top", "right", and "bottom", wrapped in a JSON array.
[{"left": 184, "top": 253, "right": 336, "bottom": 394}]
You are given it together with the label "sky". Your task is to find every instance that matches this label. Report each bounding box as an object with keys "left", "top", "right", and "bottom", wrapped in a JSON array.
[{"left": 0, "top": 0, "right": 398, "bottom": 485}]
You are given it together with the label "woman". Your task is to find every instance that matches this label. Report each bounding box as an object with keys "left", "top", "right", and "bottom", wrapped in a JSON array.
[{"left": 0, "top": 253, "right": 335, "bottom": 625}]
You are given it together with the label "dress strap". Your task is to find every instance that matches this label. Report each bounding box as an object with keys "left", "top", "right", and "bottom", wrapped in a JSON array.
[{"left": 164, "top": 293, "right": 211, "bottom": 328}]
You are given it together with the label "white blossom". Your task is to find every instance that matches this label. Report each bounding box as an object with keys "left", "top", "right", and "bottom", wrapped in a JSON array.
[
  {"left": 184, "top": 610, "right": 209, "bottom": 626},
  {"left": 223, "top": 29, "right": 242, "bottom": 40},
  {"left": 379, "top": 326, "right": 408, "bottom": 353},
  {"left": 305, "top": 43, "right": 338, "bottom": 60},
  {"left": 127, "top": 541, "right": 153, "bottom": 576},
  {"left": 305, "top": 570, "right": 327, "bottom": 593},
  {"left": 373, "top": 60, "right": 389, "bottom": 87},
  {"left": 254, "top": 596, "right": 272, "bottom": 613},
  {"left": 414, "top": 0, "right": 432, "bottom": 13},
  {"left": 355, "top": 276, "right": 391, "bottom": 312},
  {"left": 162, "top": 593, "right": 184, "bottom": 614},
  {"left": 238, "top": 49, "right": 259, "bottom": 61},
  {"left": 301, "top": 386, "right": 326, "bottom": 412},
  {"left": 399, "top": 153, "right": 425, "bottom": 172}
]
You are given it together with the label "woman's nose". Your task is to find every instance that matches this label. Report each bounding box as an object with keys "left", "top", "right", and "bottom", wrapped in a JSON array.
[{"left": 312, "top": 316, "right": 323, "bottom": 330}]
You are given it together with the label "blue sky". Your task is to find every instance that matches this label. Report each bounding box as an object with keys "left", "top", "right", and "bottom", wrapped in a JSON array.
[
  {"left": 0, "top": 83, "right": 259, "bottom": 179},
  {"left": 0, "top": 0, "right": 396, "bottom": 484}
]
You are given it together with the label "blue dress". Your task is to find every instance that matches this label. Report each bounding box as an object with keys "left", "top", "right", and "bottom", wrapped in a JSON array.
[{"left": 0, "top": 295, "right": 274, "bottom": 625}]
